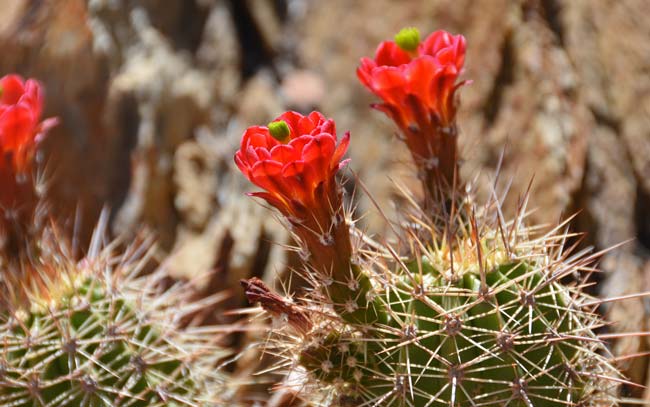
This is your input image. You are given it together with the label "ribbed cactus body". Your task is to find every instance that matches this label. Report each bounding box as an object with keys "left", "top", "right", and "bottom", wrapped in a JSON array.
[
  {"left": 289, "top": 223, "right": 619, "bottom": 407},
  {"left": 375, "top": 261, "right": 596, "bottom": 406},
  {"left": 0, "top": 256, "right": 226, "bottom": 406}
]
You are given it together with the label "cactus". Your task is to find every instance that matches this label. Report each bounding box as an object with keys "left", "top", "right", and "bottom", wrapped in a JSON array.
[
  {"left": 0, "top": 220, "right": 230, "bottom": 406},
  {"left": 286, "top": 206, "right": 619, "bottom": 406},
  {"left": 236, "top": 28, "right": 631, "bottom": 406},
  {"left": 0, "top": 74, "right": 240, "bottom": 406}
]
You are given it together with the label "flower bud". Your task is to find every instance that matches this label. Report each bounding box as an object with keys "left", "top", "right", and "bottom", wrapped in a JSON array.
[
  {"left": 394, "top": 27, "right": 420, "bottom": 52},
  {"left": 268, "top": 120, "right": 291, "bottom": 142}
]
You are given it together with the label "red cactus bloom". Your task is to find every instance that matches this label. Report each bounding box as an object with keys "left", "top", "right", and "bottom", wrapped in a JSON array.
[
  {"left": 357, "top": 29, "right": 466, "bottom": 130},
  {"left": 0, "top": 75, "right": 56, "bottom": 175},
  {"left": 0, "top": 74, "right": 56, "bottom": 209},
  {"left": 235, "top": 111, "right": 349, "bottom": 219},
  {"left": 358, "top": 29, "right": 467, "bottom": 192},
  {"left": 235, "top": 111, "right": 353, "bottom": 276}
]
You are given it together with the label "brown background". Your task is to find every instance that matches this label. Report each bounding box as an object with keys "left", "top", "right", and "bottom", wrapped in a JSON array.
[{"left": 1, "top": 0, "right": 649, "bottom": 403}]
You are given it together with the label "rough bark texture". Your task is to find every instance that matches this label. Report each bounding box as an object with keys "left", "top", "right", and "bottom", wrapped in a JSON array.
[{"left": 1, "top": 0, "right": 649, "bottom": 403}]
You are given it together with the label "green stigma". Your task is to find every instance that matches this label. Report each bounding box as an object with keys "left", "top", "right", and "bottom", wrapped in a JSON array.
[
  {"left": 395, "top": 27, "right": 421, "bottom": 52},
  {"left": 268, "top": 120, "right": 291, "bottom": 142}
]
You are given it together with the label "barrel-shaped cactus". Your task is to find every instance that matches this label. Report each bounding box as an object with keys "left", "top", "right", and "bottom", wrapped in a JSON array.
[
  {"left": 291, "top": 211, "right": 619, "bottom": 406},
  {"left": 0, "top": 229, "right": 230, "bottom": 407}
]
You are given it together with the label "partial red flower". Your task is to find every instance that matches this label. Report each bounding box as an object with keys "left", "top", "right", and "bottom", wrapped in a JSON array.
[
  {"left": 357, "top": 29, "right": 467, "bottom": 193},
  {"left": 0, "top": 75, "right": 57, "bottom": 210},
  {"left": 235, "top": 111, "right": 349, "bottom": 219},
  {"left": 0, "top": 75, "right": 56, "bottom": 175}
]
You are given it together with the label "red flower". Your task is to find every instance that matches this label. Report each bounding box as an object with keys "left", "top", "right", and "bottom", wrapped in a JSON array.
[
  {"left": 235, "top": 111, "right": 354, "bottom": 277},
  {"left": 357, "top": 29, "right": 466, "bottom": 130},
  {"left": 0, "top": 75, "right": 56, "bottom": 175},
  {"left": 357, "top": 29, "right": 467, "bottom": 192},
  {"left": 0, "top": 75, "right": 57, "bottom": 211},
  {"left": 235, "top": 111, "right": 349, "bottom": 220}
]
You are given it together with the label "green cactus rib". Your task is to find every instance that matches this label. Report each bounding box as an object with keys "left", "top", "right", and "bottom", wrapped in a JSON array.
[{"left": 0, "top": 277, "right": 218, "bottom": 407}]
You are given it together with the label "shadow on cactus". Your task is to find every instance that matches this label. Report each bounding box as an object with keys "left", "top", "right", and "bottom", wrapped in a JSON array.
[{"left": 237, "top": 28, "right": 640, "bottom": 406}]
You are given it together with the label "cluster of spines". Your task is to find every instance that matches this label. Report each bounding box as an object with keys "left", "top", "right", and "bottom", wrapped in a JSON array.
[
  {"left": 0, "top": 221, "right": 231, "bottom": 407},
  {"left": 263, "top": 196, "right": 622, "bottom": 406}
]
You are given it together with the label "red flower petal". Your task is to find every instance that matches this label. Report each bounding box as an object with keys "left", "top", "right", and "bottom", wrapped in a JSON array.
[
  {"left": 0, "top": 105, "right": 36, "bottom": 149},
  {"left": 302, "top": 134, "right": 335, "bottom": 164},
  {"left": 251, "top": 160, "right": 283, "bottom": 177},
  {"left": 250, "top": 160, "right": 293, "bottom": 200},
  {"left": 21, "top": 79, "right": 43, "bottom": 118},
  {"left": 288, "top": 134, "right": 313, "bottom": 155},
  {"left": 357, "top": 58, "right": 377, "bottom": 88},
  {"left": 282, "top": 160, "right": 305, "bottom": 177},
  {"left": 296, "top": 114, "right": 319, "bottom": 137},
  {"left": 270, "top": 143, "right": 298, "bottom": 163},
  {"left": 316, "top": 117, "right": 335, "bottom": 136},
  {"left": 243, "top": 146, "right": 259, "bottom": 166},
  {"left": 234, "top": 152, "right": 251, "bottom": 178},
  {"left": 370, "top": 67, "right": 408, "bottom": 106},
  {"left": 0, "top": 75, "right": 26, "bottom": 105},
  {"left": 331, "top": 131, "right": 350, "bottom": 168},
  {"left": 255, "top": 146, "right": 272, "bottom": 160},
  {"left": 243, "top": 126, "right": 276, "bottom": 150},
  {"left": 375, "top": 41, "right": 411, "bottom": 67},
  {"left": 306, "top": 111, "right": 326, "bottom": 124},
  {"left": 419, "top": 31, "right": 451, "bottom": 56},
  {"left": 404, "top": 56, "right": 439, "bottom": 106},
  {"left": 436, "top": 47, "right": 462, "bottom": 71}
]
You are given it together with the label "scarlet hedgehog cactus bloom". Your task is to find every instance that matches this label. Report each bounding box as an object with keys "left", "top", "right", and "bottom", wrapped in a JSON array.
[
  {"left": 0, "top": 74, "right": 56, "bottom": 257},
  {"left": 358, "top": 28, "right": 467, "bottom": 193},
  {"left": 235, "top": 111, "right": 349, "bottom": 218},
  {"left": 0, "top": 75, "right": 57, "bottom": 305},
  {"left": 0, "top": 75, "right": 56, "bottom": 174},
  {"left": 235, "top": 111, "right": 353, "bottom": 275},
  {"left": 0, "top": 74, "right": 56, "bottom": 209}
]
